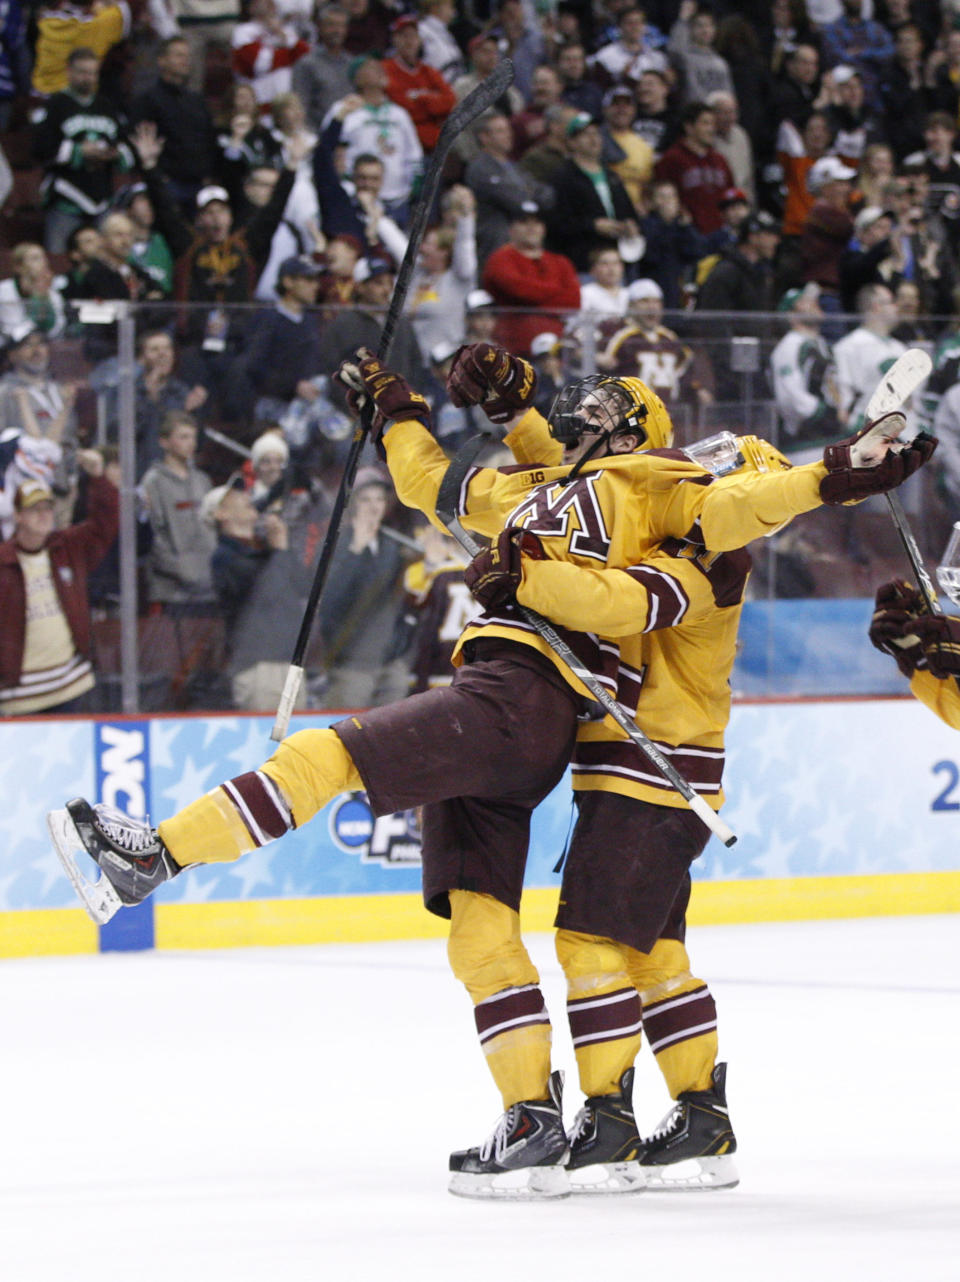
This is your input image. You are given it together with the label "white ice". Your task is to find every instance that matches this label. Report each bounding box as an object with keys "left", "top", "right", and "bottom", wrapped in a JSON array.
[{"left": 3, "top": 916, "right": 959, "bottom": 1282}]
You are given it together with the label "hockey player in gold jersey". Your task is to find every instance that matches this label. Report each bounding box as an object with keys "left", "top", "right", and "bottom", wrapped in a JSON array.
[
  {"left": 477, "top": 374, "right": 783, "bottom": 1193},
  {"left": 47, "top": 347, "right": 935, "bottom": 1200}
]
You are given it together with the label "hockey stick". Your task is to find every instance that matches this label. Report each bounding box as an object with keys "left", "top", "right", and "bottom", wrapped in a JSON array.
[
  {"left": 861, "top": 349, "right": 941, "bottom": 612},
  {"left": 433, "top": 504, "right": 737, "bottom": 848},
  {"left": 269, "top": 60, "right": 516, "bottom": 741}
]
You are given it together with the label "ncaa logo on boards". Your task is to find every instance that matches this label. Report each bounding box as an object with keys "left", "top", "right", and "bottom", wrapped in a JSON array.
[
  {"left": 95, "top": 722, "right": 150, "bottom": 820},
  {"left": 329, "top": 791, "right": 423, "bottom": 867}
]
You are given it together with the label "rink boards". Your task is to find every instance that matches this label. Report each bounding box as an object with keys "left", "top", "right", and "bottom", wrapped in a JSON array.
[{"left": 2, "top": 696, "right": 960, "bottom": 957}]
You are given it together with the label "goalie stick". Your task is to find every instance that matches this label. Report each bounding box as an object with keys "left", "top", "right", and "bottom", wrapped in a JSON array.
[{"left": 269, "top": 59, "right": 516, "bottom": 742}]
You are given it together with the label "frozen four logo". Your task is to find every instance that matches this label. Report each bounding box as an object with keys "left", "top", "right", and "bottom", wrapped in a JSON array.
[{"left": 329, "top": 792, "right": 422, "bottom": 866}]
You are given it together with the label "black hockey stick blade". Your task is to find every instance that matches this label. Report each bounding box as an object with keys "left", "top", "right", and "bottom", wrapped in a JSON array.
[{"left": 270, "top": 61, "right": 516, "bottom": 742}]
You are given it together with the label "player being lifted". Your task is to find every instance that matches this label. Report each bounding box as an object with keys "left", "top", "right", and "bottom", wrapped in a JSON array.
[{"left": 47, "top": 351, "right": 934, "bottom": 1198}]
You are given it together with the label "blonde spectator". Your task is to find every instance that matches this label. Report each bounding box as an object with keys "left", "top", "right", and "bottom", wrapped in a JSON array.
[
  {"left": 0, "top": 244, "right": 67, "bottom": 339},
  {"left": 856, "top": 143, "right": 895, "bottom": 210}
]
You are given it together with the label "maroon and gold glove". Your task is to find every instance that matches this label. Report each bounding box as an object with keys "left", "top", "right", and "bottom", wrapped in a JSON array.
[
  {"left": 464, "top": 526, "right": 546, "bottom": 610},
  {"left": 911, "top": 613, "right": 960, "bottom": 679},
  {"left": 868, "top": 579, "right": 927, "bottom": 677},
  {"left": 447, "top": 342, "right": 537, "bottom": 424},
  {"left": 820, "top": 412, "right": 937, "bottom": 505},
  {"left": 335, "top": 348, "right": 432, "bottom": 441}
]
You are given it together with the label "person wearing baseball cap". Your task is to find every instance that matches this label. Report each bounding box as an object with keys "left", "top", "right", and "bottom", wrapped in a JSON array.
[
  {"left": 0, "top": 449, "right": 117, "bottom": 715},
  {"left": 384, "top": 9, "right": 456, "bottom": 152},
  {"left": 800, "top": 154, "right": 856, "bottom": 314},
  {"left": 230, "top": 254, "right": 323, "bottom": 422},
  {"left": 550, "top": 104, "right": 643, "bottom": 273},
  {"left": 129, "top": 107, "right": 306, "bottom": 412},
  {"left": 602, "top": 82, "right": 654, "bottom": 212}
]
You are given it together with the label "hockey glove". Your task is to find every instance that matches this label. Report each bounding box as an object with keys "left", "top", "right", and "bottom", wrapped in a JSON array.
[
  {"left": 820, "top": 412, "right": 937, "bottom": 505},
  {"left": 336, "top": 348, "right": 432, "bottom": 444},
  {"left": 911, "top": 613, "right": 960, "bottom": 679},
  {"left": 447, "top": 342, "right": 537, "bottom": 424},
  {"left": 868, "top": 579, "right": 927, "bottom": 677},
  {"left": 464, "top": 526, "right": 546, "bottom": 611}
]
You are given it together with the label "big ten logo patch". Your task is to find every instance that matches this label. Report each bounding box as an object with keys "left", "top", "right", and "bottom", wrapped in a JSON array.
[
  {"left": 329, "top": 792, "right": 423, "bottom": 866},
  {"left": 95, "top": 722, "right": 150, "bottom": 820}
]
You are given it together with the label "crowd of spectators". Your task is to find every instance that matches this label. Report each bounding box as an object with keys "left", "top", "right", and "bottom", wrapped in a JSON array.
[{"left": 3, "top": 0, "right": 960, "bottom": 712}]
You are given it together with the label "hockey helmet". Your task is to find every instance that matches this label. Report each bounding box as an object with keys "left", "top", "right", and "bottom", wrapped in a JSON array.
[
  {"left": 735, "top": 435, "right": 792, "bottom": 475},
  {"left": 548, "top": 375, "right": 674, "bottom": 452}
]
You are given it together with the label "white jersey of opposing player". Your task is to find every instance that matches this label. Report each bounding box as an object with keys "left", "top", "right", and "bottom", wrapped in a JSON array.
[
  {"left": 770, "top": 328, "right": 836, "bottom": 440},
  {"left": 833, "top": 326, "right": 907, "bottom": 431}
]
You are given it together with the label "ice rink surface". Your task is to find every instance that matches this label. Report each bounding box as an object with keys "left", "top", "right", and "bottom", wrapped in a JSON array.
[{"left": 3, "top": 915, "right": 959, "bottom": 1282}]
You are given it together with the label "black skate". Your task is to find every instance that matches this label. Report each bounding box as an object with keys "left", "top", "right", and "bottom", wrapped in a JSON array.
[
  {"left": 47, "top": 798, "right": 180, "bottom": 924},
  {"left": 448, "top": 1070, "right": 569, "bottom": 1199},
  {"left": 637, "top": 1062, "right": 739, "bottom": 1190},
  {"left": 565, "top": 1067, "right": 645, "bottom": 1194}
]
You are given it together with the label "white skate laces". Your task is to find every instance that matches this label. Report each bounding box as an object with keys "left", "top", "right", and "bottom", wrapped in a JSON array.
[
  {"left": 649, "top": 1101, "right": 684, "bottom": 1141},
  {"left": 479, "top": 1104, "right": 523, "bottom": 1163},
  {"left": 94, "top": 803, "right": 158, "bottom": 853},
  {"left": 568, "top": 1105, "right": 595, "bottom": 1145}
]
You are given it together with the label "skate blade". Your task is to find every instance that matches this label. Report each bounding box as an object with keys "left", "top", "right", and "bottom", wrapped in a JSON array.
[
  {"left": 566, "top": 1160, "right": 646, "bottom": 1195},
  {"left": 46, "top": 808, "right": 123, "bottom": 925},
  {"left": 448, "top": 1164, "right": 570, "bottom": 1200},
  {"left": 642, "top": 1155, "right": 739, "bottom": 1191}
]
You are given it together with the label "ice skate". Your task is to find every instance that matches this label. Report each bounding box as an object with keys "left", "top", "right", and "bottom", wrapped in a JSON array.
[
  {"left": 637, "top": 1062, "right": 739, "bottom": 1190},
  {"left": 564, "top": 1067, "right": 646, "bottom": 1194},
  {"left": 448, "top": 1070, "right": 570, "bottom": 1200},
  {"left": 47, "top": 798, "right": 179, "bottom": 924}
]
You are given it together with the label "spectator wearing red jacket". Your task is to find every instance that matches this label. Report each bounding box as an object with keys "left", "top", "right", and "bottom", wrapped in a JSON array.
[
  {"left": 0, "top": 454, "right": 117, "bottom": 716},
  {"left": 653, "top": 102, "right": 733, "bottom": 235},
  {"left": 482, "top": 204, "right": 580, "bottom": 357},
  {"left": 231, "top": 0, "right": 309, "bottom": 115},
  {"left": 383, "top": 13, "right": 456, "bottom": 152}
]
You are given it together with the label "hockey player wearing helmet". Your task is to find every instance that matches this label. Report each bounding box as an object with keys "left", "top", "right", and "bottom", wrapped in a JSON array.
[{"left": 47, "top": 345, "right": 934, "bottom": 1201}]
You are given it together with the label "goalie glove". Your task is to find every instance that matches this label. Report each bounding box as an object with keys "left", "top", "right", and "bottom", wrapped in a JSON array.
[
  {"left": 336, "top": 348, "right": 432, "bottom": 445},
  {"left": 868, "top": 579, "right": 927, "bottom": 677},
  {"left": 464, "top": 526, "right": 546, "bottom": 611},
  {"left": 447, "top": 342, "right": 537, "bottom": 424},
  {"left": 820, "top": 412, "right": 937, "bottom": 505}
]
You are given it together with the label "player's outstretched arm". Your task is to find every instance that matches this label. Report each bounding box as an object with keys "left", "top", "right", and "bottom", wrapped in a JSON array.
[{"left": 693, "top": 413, "right": 937, "bottom": 551}]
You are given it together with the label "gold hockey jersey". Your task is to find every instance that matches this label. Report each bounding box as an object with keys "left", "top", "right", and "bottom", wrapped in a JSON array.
[{"left": 383, "top": 411, "right": 825, "bottom": 803}]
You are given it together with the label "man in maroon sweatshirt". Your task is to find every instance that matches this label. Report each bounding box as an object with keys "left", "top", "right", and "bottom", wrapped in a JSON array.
[{"left": 654, "top": 102, "right": 733, "bottom": 235}]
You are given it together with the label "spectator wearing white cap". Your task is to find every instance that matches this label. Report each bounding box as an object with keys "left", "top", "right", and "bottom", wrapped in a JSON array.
[
  {"left": 0, "top": 451, "right": 116, "bottom": 716},
  {"left": 464, "top": 289, "right": 498, "bottom": 345},
  {"left": 799, "top": 154, "right": 857, "bottom": 312},
  {"left": 528, "top": 330, "right": 566, "bottom": 416},
  {"left": 599, "top": 277, "right": 714, "bottom": 410},
  {"left": 823, "top": 65, "right": 885, "bottom": 166}
]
